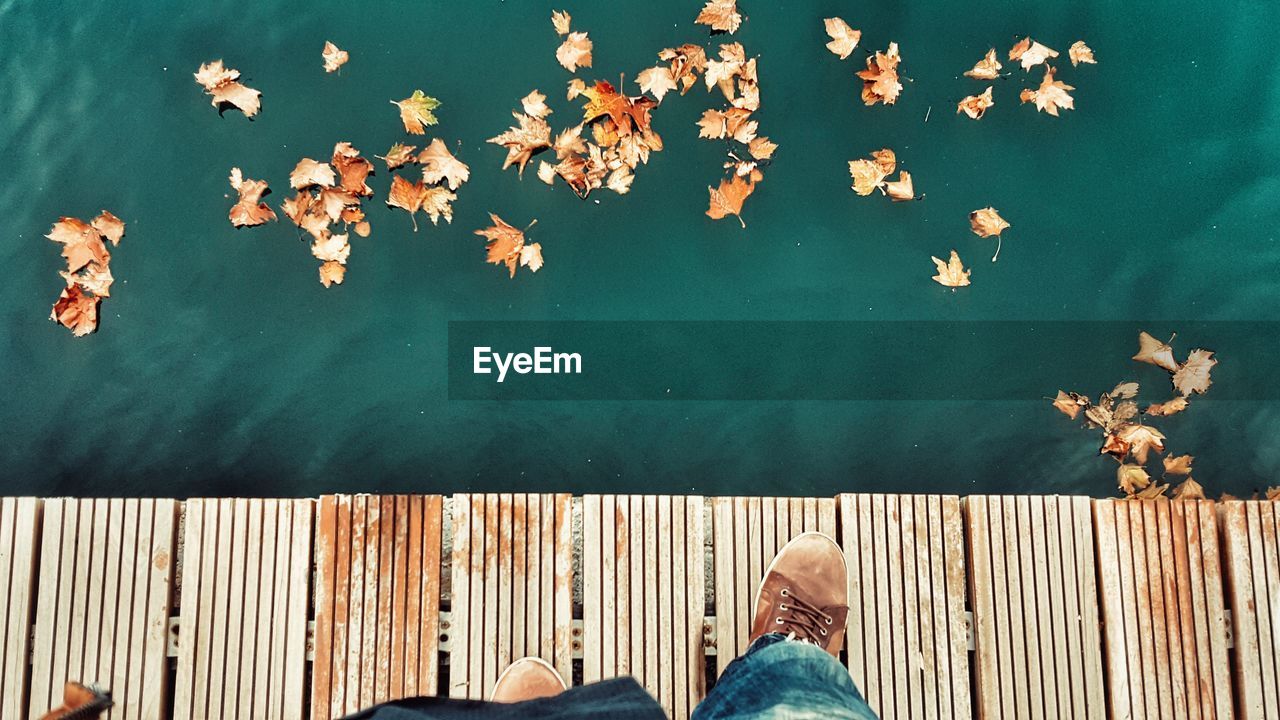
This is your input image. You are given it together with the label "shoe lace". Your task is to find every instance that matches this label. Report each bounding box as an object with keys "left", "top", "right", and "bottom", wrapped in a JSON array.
[{"left": 772, "top": 587, "right": 834, "bottom": 643}]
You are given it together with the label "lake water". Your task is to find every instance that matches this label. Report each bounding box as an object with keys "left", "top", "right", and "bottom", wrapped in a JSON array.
[{"left": 2, "top": 0, "right": 1278, "bottom": 498}]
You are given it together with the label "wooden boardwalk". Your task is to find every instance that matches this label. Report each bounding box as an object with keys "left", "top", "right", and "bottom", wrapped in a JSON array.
[{"left": 0, "top": 494, "right": 1277, "bottom": 719}]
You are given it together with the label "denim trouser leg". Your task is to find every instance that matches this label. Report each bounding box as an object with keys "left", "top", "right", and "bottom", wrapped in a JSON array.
[{"left": 691, "top": 634, "right": 879, "bottom": 720}]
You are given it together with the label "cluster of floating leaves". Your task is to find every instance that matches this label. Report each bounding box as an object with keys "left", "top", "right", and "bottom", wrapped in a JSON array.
[
  {"left": 959, "top": 37, "right": 1095, "bottom": 120},
  {"left": 1052, "top": 331, "right": 1222, "bottom": 499},
  {"left": 45, "top": 212, "right": 125, "bottom": 336}
]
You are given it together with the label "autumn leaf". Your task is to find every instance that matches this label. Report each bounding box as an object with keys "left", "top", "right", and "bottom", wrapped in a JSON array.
[
  {"left": 857, "top": 42, "right": 903, "bottom": 106},
  {"left": 474, "top": 214, "right": 541, "bottom": 278},
  {"left": 823, "top": 18, "right": 860, "bottom": 59},
  {"left": 696, "top": 0, "right": 743, "bottom": 34},
  {"left": 1173, "top": 349, "right": 1217, "bottom": 396},
  {"left": 318, "top": 260, "right": 346, "bottom": 288},
  {"left": 1118, "top": 423, "right": 1166, "bottom": 464},
  {"left": 1163, "top": 454, "right": 1194, "bottom": 476},
  {"left": 290, "top": 158, "right": 336, "bottom": 189},
  {"left": 748, "top": 136, "right": 777, "bottom": 160},
  {"left": 1020, "top": 66, "right": 1075, "bottom": 116},
  {"left": 567, "top": 78, "right": 587, "bottom": 100},
  {"left": 379, "top": 143, "right": 418, "bottom": 171},
  {"left": 311, "top": 232, "right": 351, "bottom": 264},
  {"left": 1069, "top": 41, "right": 1096, "bottom": 66},
  {"left": 332, "top": 142, "right": 374, "bottom": 197},
  {"left": 556, "top": 32, "right": 593, "bottom": 72},
  {"left": 848, "top": 159, "right": 885, "bottom": 196},
  {"left": 1053, "top": 390, "right": 1088, "bottom": 419},
  {"left": 552, "top": 125, "right": 587, "bottom": 159},
  {"left": 1145, "top": 396, "right": 1189, "bottom": 417},
  {"left": 392, "top": 90, "right": 441, "bottom": 134},
  {"left": 228, "top": 167, "right": 277, "bottom": 227},
  {"left": 658, "top": 44, "right": 708, "bottom": 94},
  {"left": 47, "top": 217, "right": 110, "bottom": 273},
  {"left": 931, "top": 250, "right": 970, "bottom": 288},
  {"left": 194, "top": 60, "right": 262, "bottom": 117},
  {"left": 1135, "top": 482, "right": 1170, "bottom": 499},
  {"left": 551, "top": 10, "right": 572, "bottom": 35},
  {"left": 1116, "top": 464, "right": 1151, "bottom": 496},
  {"left": 964, "top": 49, "right": 1003, "bottom": 80},
  {"left": 1132, "top": 331, "right": 1180, "bottom": 372},
  {"left": 969, "top": 206, "right": 1010, "bottom": 260},
  {"left": 322, "top": 41, "right": 349, "bottom": 73},
  {"left": 386, "top": 175, "right": 455, "bottom": 230},
  {"left": 488, "top": 111, "right": 551, "bottom": 174},
  {"left": 581, "top": 80, "right": 656, "bottom": 135},
  {"left": 637, "top": 66, "right": 678, "bottom": 102},
  {"left": 884, "top": 171, "right": 915, "bottom": 201},
  {"left": 91, "top": 211, "right": 125, "bottom": 246},
  {"left": 50, "top": 284, "right": 100, "bottom": 336},
  {"left": 418, "top": 139, "right": 470, "bottom": 190},
  {"left": 1009, "top": 37, "right": 1059, "bottom": 71},
  {"left": 957, "top": 86, "right": 995, "bottom": 120},
  {"left": 706, "top": 175, "right": 755, "bottom": 227},
  {"left": 1171, "top": 477, "right": 1205, "bottom": 500},
  {"left": 521, "top": 90, "right": 553, "bottom": 119},
  {"left": 60, "top": 262, "right": 114, "bottom": 298}
]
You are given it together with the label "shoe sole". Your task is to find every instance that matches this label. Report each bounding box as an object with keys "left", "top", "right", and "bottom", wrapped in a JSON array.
[
  {"left": 751, "top": 531, "right": 849, "bottom": 626},
  {"left": 490, "top": 656, "right": 567, "bottom": 701}
]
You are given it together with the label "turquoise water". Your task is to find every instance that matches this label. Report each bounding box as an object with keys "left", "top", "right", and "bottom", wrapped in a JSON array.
[{"left": 2, "top": 0, "right": 1278, "bottom": 497}]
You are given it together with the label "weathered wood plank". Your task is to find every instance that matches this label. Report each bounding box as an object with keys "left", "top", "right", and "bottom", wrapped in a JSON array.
[
  {"left": 0, "top": 498, "right": 40, "bottom": 720},
  {"left": 1223, "top": 500, "right": 1280, "bottom": 720}
]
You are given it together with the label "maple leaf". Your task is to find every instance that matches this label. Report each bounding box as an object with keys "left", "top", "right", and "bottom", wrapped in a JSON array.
[
  {"left": 857, "top": 42, "right": 903, "bottom": 106},
  {"left": 1132, "top": 331, "right": 1180, "bottom": 372},
  {"left": 322, "top": 41, "right": 349, "bottom": 73},
  {"left": 556, "top": 31, "right": 593, "bottom": 72},
  {"left": 332, "top": 142, "right": 374, "bottom": 197},
  {"left": 1118, "top": 423, "right": 1166, "bottom": 464},
  {"left": 281, "top": 191, "right": 330, "bottom": 239},
  {"left": 1145, "top": 396, "right": 1189, "bottom": 417},
  {"left": 637, "top": 66, "right": 678, "bottom": 102},
  {"left": 567, "top": 78, "right": 587, "bottom": 100},
  {"left": 1171, "top": 477, "right": 1205, "bottom": 500},
  {"left": 848, "top": 159, "right": 886, "bottom": 196},
  {"left": 1052, "top": 390, "right": 1088, "bottom": 419},
  {"left": 606, "top": 167, "right": 635, "bottom": 195},
  {"left": 386, "top": 175, "right": 454, "bottom": 230},
  {"left": 392, "top": 90, "right": 441, "bottom": 134},
  {"left": 1163, "top": 454, "right": 1194, "bottom": 476},
  {"left": 931, "top": 250, "right": 971, "bottom": 288},
  {"left": 965, "top": 49, "right": 1003, "bottom": 80},
  {"left": 1020, "top": 66, "right": 1075, "bottom": 116},
  {"left": 311, "top": 233, "right": 351, "bottom": 264},
  {"left": 658, "top": 44, "right": 708, "bottom": 94},
  {"left": 970, "top": 206, "right": 1010, "bottom": 260},
  {"left": 379, "top": 143, "right": 418, "bottom": 171},
  {"left": 552, "top": 125, "right": 587, "bottom": 159},
  {"left": 696, "top": 0, "right": 743, "bottom": 34},
  {"left": 488, "top": 112, "right": 551, "bottom": 174},
  {"left": 318, "top": 260, "right": 346, "bottom": 288},
  {"left": 1116, "top": 464, "right": 1151, "bottom": 496},
  {"left": 47, "top": 217, "right": 110, "bottom": 273},
  {"left": 706, "top": 175, "right": 755, "bottom": 227},
  {"left": 290, "top": 158, "right": 336, "bottom": 189},
  {"left": 1173, "top": 349, "right": 1217, "bottom": 396},
  {"left": 50, "top": 284, "right": 100, "bottom": 337},
  {"left": 581, "top": 81, "right": 656, "bottom": 135},
  {"left": 823, "top": 18, "right": 860, "bottom": 59},
  {"left": 194, "top": 60, "right": 262, "bottom": 117},
  {"left": 475, "top": 214, "right": 540, "bottom": 278},
  {"left": 521, "top": 90, "right": 553, "bottom": 119},
  {"left": 1069, "top": 41, "right": 1096, "bottom": 66},
  {"left": 228, "top": 167, "right": 277, "bottom": 227},
  {"left": 957, "top": 86, "right": 995, "bottom": 120},
  {"left": 884, "top": 171, "right": 915, "bottom": 201},
  {"left": 60, "top": 262, "right": 114, "bottom": 298},
  {"left": 748, "top": 136, "right": 777, "bottom": 160},
  {"left": 1009, "top": 37, "right": 1059, "bottom": 71},
  {"left": 418, "top": 139, "right": 470, "bottom": 190},
  {"left": 91, "top": 211, "right": 125, "bottom": 246},
  {"left": 551, "top": 10, "right": 572, "bottom": 35}
]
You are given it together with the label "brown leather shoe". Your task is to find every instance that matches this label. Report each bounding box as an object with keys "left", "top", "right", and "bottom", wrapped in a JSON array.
[
  {"left": 750, "top": 531, "right": 849, "bottom": 656},
  {"left": 490, "top": 657, "right": 567, "bottom": 702}
]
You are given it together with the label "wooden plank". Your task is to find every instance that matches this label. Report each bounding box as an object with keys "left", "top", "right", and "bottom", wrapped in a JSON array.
[
  {"left": 1070, "top": 497, "right": 1105, "bottom": 719},
  {"left": 912, "top": 495, "right": 937, "bottom": 720},
  {"left": 818, "top": 498, "right": 836, "bottom": 538},
  {"left": 838, "top": 495, "right": 866, "bottom": 696},
  {"left": 330, "top": 495, "right": 353, "bottom": 716},
  {"left": 672, "top": 497, "right": 689, "bottom": 720},
  {"left": 524, "top": 494, "right": 540, "bottom": 676},
  {"left": 553, "top": 494, "right": 573, "bottom": 683},
  {"left": 512, "top": 495, "right": 527, "bottom": 663},
  {"left": 497, "top": 494, "right": 514, "bottom": 682},
  {"left": 616, "top": 496, "right": 631, "bottom": 677},
  {"left": 1169, "top": 500, "right": 1202, "bottom": 720},
  {"left": 389, "top": 495, "right": 408, "bottom": 700},
  {"left": 1141, "top": 501, "right": 1173, "bottom": 720},
  {"left": 540, "top": 495, "right": 555, "bottom": 666},
  {"left": 254, "top": 499, "right": 279, "bottom": 720},
  {"left": 657, "top": 496, "right": 674, "bottom": 715},
  {"left": 450, "top": 495, "right": 471, "bottom": 698},
  {"left": 222, "top": 499, "right": 249, "bottom": 716},
  {"left": 29, "top": 498, "right": 63, "bottom": 717},
  {"left": 1157, "top": 501, "right": 1189, "bottom": 718},
  {"left": 1223, "top": 501, "right": 1267, "bottom": 719},
  {"left": 940, "top": 496, "right": 970, "bottom": 720},
  {"left": 583, "top": 495, "right": 602, "bottom": 682},
  {"left": 359, "top": 497, "right": 381, "bottom": 709},
  {"left": 236, "top": 500, "right": 264, "bottom": 718},
  {"left": 1015, "top": 496, "right": 1044, "bottom": 720},
  {"left": 481, "top": 494, "right": 499, "bottom": 698},
  {"left": 1248, "top": 502, "right": 1279, "bottom": 717},
  {"left": 1040, "top": 497, "right": 1069, "bottom": 719},
  {"left": 629, "top": 495, "right": 645, "bottom": 680},
  {"left": 1199, "top": 501, "right": 1232, "bottom": 720},
  {"left": 111, "top": 500, "right": 139, "bottom": 720},
  {"left": 712, "top": 498, "right": 734, "bottom": 677},
  {"left": 0, "top": 498, "right": 38, "bottom": 720},
  {"left": 1264, "top": 503, "right": 1280, "bottom": 719},
  {"left": 925, "top": 496, "right": 950, "bottom": 720},
  {"left": 899, "top": 496, "right": 923, "bottom": 719},
  {"left": 643, "top": 495, "right": 659, "bottom": 697},
  {"left": 283, "top": 500, "right": 312, "bottom": 719},
  {"left": 374, "top": 495, "right": 395, "bottom": 704},
  {"left": 420, "top": 495, "right": 443, "bottom": 696},
  {"left": 312, "top": 497, "right": 337, "bottom": 720},
  {"left": 686, "top": 496, "right": 706, "bottom": 711},
  {"left": 871, "top": 494, "right": 893, "bottom": 719},
  {"left": 857, "top": 494, "right": 878, "bottom": 712},
  {"left": 603, "top": 494, "right": 618, "bottom": 679},
  {"left": 732, "top": 497, "right": 749, "bottom": 658}
]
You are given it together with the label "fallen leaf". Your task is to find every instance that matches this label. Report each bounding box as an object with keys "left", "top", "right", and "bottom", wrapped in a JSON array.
[
  {"left": 1171, "top": 477, "right": 1205, "bottom": 500},
  {"left": 1118, "top": 423, "right": 1166, "bottom": 464},
  {"left": 378, "top": 143, "right": 418, "bottom": 171},
  {"left": 1145, "top": 397, "right": 1189, "bottom": 416},
  {"left": 194, "top": 60, "right": 261, "bottom": 117},
  {"left": 386, "top": 175, "right": 454, "bottom": 230},
  {"left": 311, "top": 233, "right": 351, "bottom": 264},
  {"left": 823, "top": 18, "right": 861, "bottom": 59},
  {"left": 696, "top": 0, "right": 743, "bottom": 34},
  {"left": 488, "top": 111, "right": 551, "bottom": 174},
  {"left": 1173, "top": 349, "right": 1217, "bottom": 396},
  {"left": 857, "top": 42, "right": 903, "bottom": 106},
  {"left": 332, "top": 142, "right": 374, "bottom": 197},
  {"left": 228, "top": 167, "right": 277, "bottom": 227},
  {"left": 91, "top": 211, "right": 125, "bottom": 246},
  {"left": 1266, "top": 486, "right": 1280, "bottom": 501},
  {"left": 551, "top": 9, "right": 572, "bottom": 35},
  {"left": 748, "top": 136, "right": 777, "bottom": 160},
  {"left": 475, "top": 214, "right": 540, "bottom": 278},
  {"left": 1135, "top": 482, "right": 1169, "bottom": 499},
  {"left": 1109, "top": 381, "right": 1140, "bottom": 400},
  {"left": 418, "top": 139, "right": 470, "bottom": 190},
  {"left": 658, "top": 44, "right": 708, "bottom": 94},
  {"left": 884, "top": 170, "right": 915, "bottom": 201},
  {"left": 322, "top": 41, "right": 349, "bottom": 73},
  {"left": 567, "top": 78, "right": 587, "bottom": 100},
  {"left": 1020, "top": 66, "right": 1075, "bottom": 116},
  {"left": 637, "top": 66, "right": 678, "bottom": 102},
  {"left": 1069, "top": 41, "right": 1096, "bottom": 66},
  {"left": 47, "top": 217, "right": 110, "bottom": 272},
  {"left": 290, "top": 158, "right": 336, "bottom": 189},
  {"left": 957, "top": 86, "right": 995, "bottom": 120},
  {"left": 556, "top": 31, "right": 593, "bottom": 72},
  {"left": 964, "top": 49, "right": 1003, "bottom": 80},
  {"left": 60, "top": 262, "right": 114, "bottom": 298},
  {"left": 552, "top": 125, "right": 587, "bottom": 159},
  {"left": 1163, "top": 454, "right": 1194, "bottom": 476},
  {"left": 50, "top": 284, "right": 100, "bottom": 336},
  {"left": 318, "top": 260, "right": 346, "bottom": 287},
  {"left": 581, "top": 80, "right": 656, "bottom": 135},
  {"left": 706, "top": 175, "right": 755, "bottom": 227},
  {"left": 931, "top": 250, "right": 970, "bottom": 288},
  {"left": 1009, "top": 37, "right": 1059, "bottom": 71},
  {"left": 606, "top": 167, "right": 635, "bottom": 194},
  {"left": 848, "top": 159, "right": 886, "bottom": 195},
  {"left": 1053, "top": 390, "right": 1088, "bottom": 419},
  {"left": 354, "top": 221, "right": 371, "bottom": 237},
  {"left": 1132, "top": 331, "right": 1180, "bottom": 372},
  {"left": 521, "top": 90, "right": 553, "bottom": 119},
  {"left": 537, "top": 160, "right": 557, "bottom": 184},
  {"left": 392, "top": 90, "right": 442, "bottom": 134},
  {"left": 1117, "top": 463, "right": 1151, "bottom": 496},
  {"left": 970, "top": 206, "right": 1010, "bottom": 260}
]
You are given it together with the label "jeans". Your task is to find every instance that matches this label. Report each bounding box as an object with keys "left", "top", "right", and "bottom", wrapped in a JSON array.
[{"left": 345, "top": 634, "right": 878, "bottom": 720}]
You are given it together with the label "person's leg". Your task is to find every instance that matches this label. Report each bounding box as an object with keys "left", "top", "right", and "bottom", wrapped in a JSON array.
[{"left": 692, "top": 533, "right": 878, "bottom": 720}]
